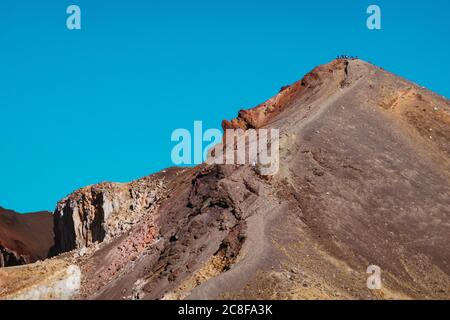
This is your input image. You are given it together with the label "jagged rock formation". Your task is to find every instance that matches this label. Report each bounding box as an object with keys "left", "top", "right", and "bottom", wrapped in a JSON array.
[
  {"left": 50, "top": 175, "right": 166, "bottom": 256},
  {"left": 222, "top": 59, "right": 351, "bottom": 130},
  {"left": 1, "top": 59, "right": 449, "bottom": 300},
  {"left": 0, "top": 207, "right": 53, "bottom": 267}
]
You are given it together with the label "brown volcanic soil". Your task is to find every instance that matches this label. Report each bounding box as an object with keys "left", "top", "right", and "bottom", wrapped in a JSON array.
[
  {"left": 1, "top": 59, "right": 449, "bottom": 300},
  {"left": 85, "top": 59, "right": 449, "bottom": 300},
  {"left": 0, "top": 208, "right": 53, "bottom": 267}
]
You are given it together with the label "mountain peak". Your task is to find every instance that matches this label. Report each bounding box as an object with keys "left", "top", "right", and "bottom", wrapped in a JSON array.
[
  {"left": 222, "top": 58, "right": 375, "bottom": 130},
  {"left": 1, "top": 60, "right": 449, "bottom": 300}
]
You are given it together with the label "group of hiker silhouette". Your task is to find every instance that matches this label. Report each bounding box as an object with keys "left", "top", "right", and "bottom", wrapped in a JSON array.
[{"left": 336, "top": 55, "right": 358, "bottom": 60}]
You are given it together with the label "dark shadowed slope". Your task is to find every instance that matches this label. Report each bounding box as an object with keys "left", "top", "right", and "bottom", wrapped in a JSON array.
[{"left": 0, "top": 207, "right": 53, "bottom": 267}]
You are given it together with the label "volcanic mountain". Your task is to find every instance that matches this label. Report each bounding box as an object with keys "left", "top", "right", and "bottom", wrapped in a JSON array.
[
  {"left": 0, "top": 207, "right": 53, "bottom": 267},
  {"left": 1, "top": 59, "right": 449, "bottom": 300}
]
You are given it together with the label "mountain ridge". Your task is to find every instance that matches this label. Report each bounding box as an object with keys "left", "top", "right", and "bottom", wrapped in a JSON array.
[
  {"left": 1, "top": 58, "right": 449, "bottom": 300},
  {"left": 0, "top": 207, "right": 53, "bottom": 268}
]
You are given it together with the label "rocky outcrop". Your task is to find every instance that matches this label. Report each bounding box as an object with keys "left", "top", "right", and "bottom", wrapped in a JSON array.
[
  {"left": 222, "top": 59, "right": 348, "bottom": 130},
  {"left": 0, "top": 208, "right": 53, "bottom": 267},
  {"left": 50, "top": 175, "right": 166, "bottom": 256},
  {"left": 80, "top": 164, "right": 264, "bottom": 300},
  {"left": 0, "top": 247, "right": 28, "bottom": 267},
  {"left": 0, "top": 246, "right": 28, "bottom": 268}
]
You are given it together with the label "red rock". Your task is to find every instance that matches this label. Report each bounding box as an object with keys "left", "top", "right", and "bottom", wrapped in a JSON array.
[{"left": 0, "top": 207, "right": 53, "bottom": 267}]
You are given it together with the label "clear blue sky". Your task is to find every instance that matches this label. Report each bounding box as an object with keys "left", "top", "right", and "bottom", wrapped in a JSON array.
[{"left": 1, "top": 0, "right": 449, "bottom": 212}]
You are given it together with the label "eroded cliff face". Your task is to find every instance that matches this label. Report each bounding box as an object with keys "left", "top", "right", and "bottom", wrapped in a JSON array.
[{"left": 50, "top": 175, "right": 166, "bottom": 256}]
